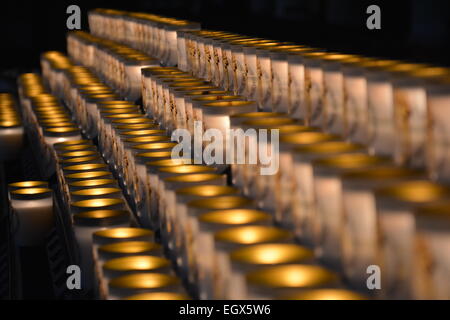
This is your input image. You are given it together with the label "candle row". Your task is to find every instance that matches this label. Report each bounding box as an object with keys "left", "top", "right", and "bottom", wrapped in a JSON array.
[
  {"left": 88, "top": 8, "right": 200, "bottom": 67},
  {"left": 0, "top": 93, "right": 24, "bottom": 161},
  {"left": 86, "top": 8, "right": 450, "bottom": 183},
  {"left": 61, "top": 26, "right": 450, "bottom": 299},
  {"left": 16, "top": 73, "right": 187, "bottom": 300},
  {"left": 37, "top": 50, "right": 370, "bottom": 300},
  {"left": 66, "top": 31, "right": 158, "bottom": 102}
]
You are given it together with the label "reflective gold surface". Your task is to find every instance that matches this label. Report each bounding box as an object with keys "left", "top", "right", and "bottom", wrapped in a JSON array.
[
  {"left": 230, "top": 244, "right": 313, "bottom": 265},
  {"left": 215, "top": 226, "right": 292, "bottom": 244}
]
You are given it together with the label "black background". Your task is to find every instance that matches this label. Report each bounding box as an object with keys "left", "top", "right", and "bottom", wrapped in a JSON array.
[{"left": 1, "top": 0, "right": 450, "bottom": 91}]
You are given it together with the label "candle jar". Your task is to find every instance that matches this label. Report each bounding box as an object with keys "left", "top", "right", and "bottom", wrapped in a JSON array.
[
  {"left": 227, "top": 243, "right": 315, "bottom": 300},
  {"left": 106, "top": 273, "right": 183, "bottom": 300},
  {"left": 364, "top": 60, "right": 401, "bottom": 156},
  {"left": 321, "top": 54, "right": 361, "bottom": 135},
  {"left": 273, "top": 132, "right": 340, "bottom": 227},
  {"left": 0, "top": 121, "right": 24, "bottom": 161},
  {"left": 393, "top": 68, "right": 450, "bottom": 169},
  {"left": 68, "top": 179, "right": 118, "bottom": 196},
  {"left": 425, "top": 77, "right": 450, "bottom": 182},
  {"left": 212, "top": 226, "right": 293, "bottom": 299},
  {"left": 159, "top": 174, "right": 227, "bottom": 249},
  {"left": 174, "top": 88, "right": 226, "bottom": 131},
  {"left": 245, "top": 264, "right": 340, "bottom": 300},
  {"left": 100, "top": 255, "right": 172, "bottom": 299},
  {"left": 373, "top": 181, "right": 450, "bottom": 299},
  {"left": 311, "top": 154, "right": 388, "bottom": 269},
  {"left": 72, "top": 209, "right": 130, "bottom": 296},
  {"left": 9, "top": 187, "right": 54, "bottom": 246},
  {"left": 157, "top": 166, "right": 219, "bottom": 247},
  {"left": 194, "top": 209, "right": 272, "bottom": 299},
  {"left": 291, "top": 143, "right": 363, "bottom": 244},
  {"left": 123, "top": 57, "right": 158, "bottom": 102},
  {"left": 269, "top": 45, "right": 307, "bottom": 114},
  {"left": 277, "top": 288, "right": 366, "bottom": 300},
  {"left": 97, "top": 241, "right": 164, "bottom": 268},
  {"left": 414, "top": 202, "right": 450, "bottom": 299},
  {"left": 239, "top": 118, "right": 309, "bottom": 204},
  {"left": 229, "top": 112, "right": 286, "bottom": 188},
  {"left": 169, "top": 185, "right": 239, "bottom": 264}
]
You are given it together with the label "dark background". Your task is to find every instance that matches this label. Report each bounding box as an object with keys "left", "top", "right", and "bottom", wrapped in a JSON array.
[{"left": 1, "top": 0, "right": 450, "bottom": 91}]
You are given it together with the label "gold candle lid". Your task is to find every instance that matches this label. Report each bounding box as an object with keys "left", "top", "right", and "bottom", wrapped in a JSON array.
[
  {"left": 73, "top": 209, "right": 130, "bottom": 227},
  {"left": 121, "top": 129, "right": 167, "bottom": 137},
  {"left": 313, "top": 153, "right": 388, "bottom": 169},
  {"left": 132, "top": 142, "right": 177, "bottom": 151},
  {"left": 10, "top": 187, "right": 52, "bottom": 200},
  {"left": 99, "top": 241, "right": 161, "bottom": 255},
  {"left": 124, "top": 136, "right": 170, "bottom": 144},
  {"left": 124, "top": 292, "right": 190, "bottom": 300},
  {"left": 94, "top": 227, "right": 154, "bottom": 242},
  {"left": 53, "top": 140, "right": 92, "bottom": 149},
  {"left": 71, "top": 198, "right": 124, "bottom": 209},
  {"left": 9, "top": 181, "right": 47, "bottom": 188},
  {"left": 215, "top": 226, "right": 292, "bottom": 244},
  {"left": 57, "top": 144, "right": 94, "bottom": 152},
  {"left": 65, "top": 171, "right": 112, "bottom": 180},
  {"left": 278, "top": 289, "right": 366, "bottom": 300},
  {"left": 280, "top": 132, "right": 338, "bottom": 145},
  {"left": 63, "top": 163, "right": 108, "bottom": 172},
  {"left": 109, "top": 273, "right": 180, "bottom": 289},
  {"left": 176, "top": 185, "right": 238, "bottom": 197},
  {"left": 60, "top": 155, "right": 101, "bottom": 164},
  {"left": 164, "top": 173, "right": 223, "bottom": 183},
  {"left": 117, "top": 124, "right": 159, "bottom": 131},
  {"left": 376, "top": 180, "right": 450, "bottom": 203},
  {"left": 230, "top": 243, "right": 313, "bottom": 265},
  {"left": 199, "top": 209, "right": 271, "bottom": 225},
  {"left": 43, "top": 126, "right": 80, "bottom": 135},
  {"left": 103, "top": 256, "right": 170, "bottom": 272},
  {"left": 192, "top": 95, "right": 244, "bottom": 102},
  {"left": 71, "top": 187, "right": 122, "bottom": 197},
  {"left": 59, "top": 150, "right": 97, "bottom": 158},
  {"left": 111, "top": 117, "right": 153, "bottom": 124},
  {"left": 187, "top": 196, "right": 253, "bottom": 210},
  {"left": 295, "top": 141, "right": 364, "bottom": 154},
  {"left": 159, "top": 165, "right": 216, "bottom": 174},
  {"left": 146, "top": 159, "right": 192, "bottom": 168},
  {"left": 69, "top": 179, "right": 117, "bottom": 188},
  {"left": 138, "top": 151, "right": 173, "bottom": 159},
  {"left": 246, "top": 264, "right": 338, "bottom": 289},
  {"left": 231, "top": 112, "right": 285, "bottom": 120}
]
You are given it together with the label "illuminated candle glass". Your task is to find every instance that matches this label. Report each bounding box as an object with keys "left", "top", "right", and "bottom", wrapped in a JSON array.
[
  {"left": 100, "top": 255, "right": 172, "bottom": 299},
  {"left": 245, "top": 264, "right": 340, "bottom": 300},
  {"left": 227, "top": 244, "right": 314, "bottom": 300},
  {"left": 70, "top": 198, "right": 126, "bottom": 217},
  {"left": 72, "top": 209, "right": 130, "bottom": 295},
  {"left": 212, "top": 226, "right": 293, "bottom": 299},
  {"left": 393, "top": 67, "right": 450, "bottom": 169},
  {"left": 289, "top": 142, "right": 362, "bottom": 243},
  {"left": 9, "top": 187, "right": 54, "bottom": 246},
  {"left": 70, "top": 187, "right": 123, "bottom": 202},
  {"left": 194, "top": 209, "right": 272, "bottom": 299},
  {"left": 0, "top": 120, "right": 24, "bottom": 161},
  {"left": 160, "top": 174, "right": 227, "bottom": 249},
  {"left": 425, "top": 76, "right": 450, "bottom": 182},
  {"left": 311, "top": 154, "right": 388, "bottom": 270},
  {"left": 8, "top": 180, "right": 48, "bottom": 191},
  {"left": 414, "top": 202, "right": 450, "bottom": 299},
  {"left": 274, "top": 132, "right": 340, "bottom": 227},
  {"left": 157, "top": 166, "right": 219, "bottom": 245},
  {"left": 373, "top": 181, "right": 450, "bottom": 299}
]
